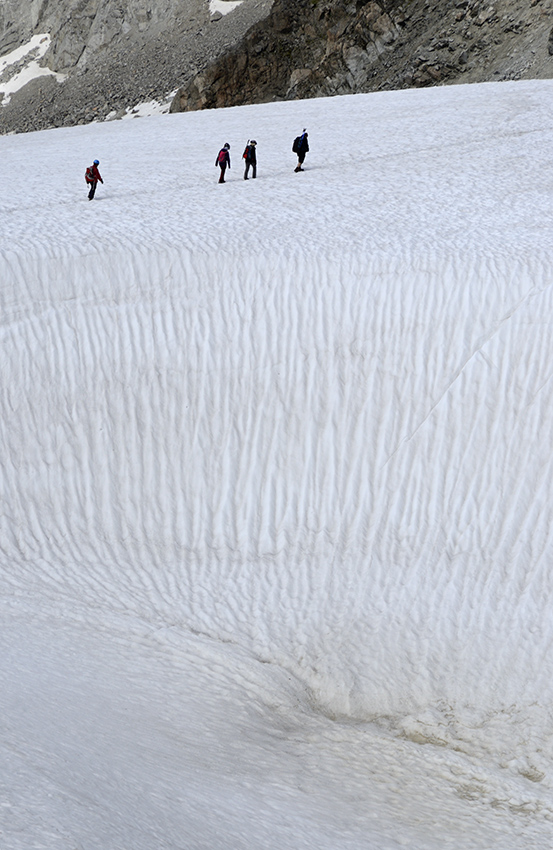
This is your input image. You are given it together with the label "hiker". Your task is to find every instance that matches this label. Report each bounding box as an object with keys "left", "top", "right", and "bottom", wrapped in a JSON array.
[
  {"left": 292, "top": 129, "right": 309, "bottom": 172},
  {"left": 243, "top": 140, "right": 257, "bottom": 180},
  {"left": 215, "top": 143, "right": 231, "bottom": 183},
  {"left": 85, "top": 159, "right": 103, "bottom": 200}
]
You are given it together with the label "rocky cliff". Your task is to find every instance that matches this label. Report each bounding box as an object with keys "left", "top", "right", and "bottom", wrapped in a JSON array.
[{"left": 171, "top": 0, "right": 553, "bottom": 112}]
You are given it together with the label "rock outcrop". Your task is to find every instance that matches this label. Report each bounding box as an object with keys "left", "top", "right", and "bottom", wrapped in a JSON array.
[{"left": 171, "top": 0, "right": 553, "bottom": 113}]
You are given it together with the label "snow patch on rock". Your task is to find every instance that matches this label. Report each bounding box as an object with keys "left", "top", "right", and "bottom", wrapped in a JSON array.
[
  {"left": 209, "top": 0, "right": 244, "bottom": 16},
  {"left": 0, "top": 34, "right": 65, "bottom": 106}
]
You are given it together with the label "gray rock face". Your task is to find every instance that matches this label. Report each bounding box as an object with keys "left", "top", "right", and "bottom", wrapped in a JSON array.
[
  {"left": 0, "top": 0, "right": 274, "bottom": 134},
  {"left": 1, "top": 0, "right": 207, "bottom": 70}
]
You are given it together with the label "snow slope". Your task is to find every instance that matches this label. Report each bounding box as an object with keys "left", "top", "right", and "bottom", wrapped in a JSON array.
[{"left": 2, "top": 81, "right": 553, "bottom": 849}]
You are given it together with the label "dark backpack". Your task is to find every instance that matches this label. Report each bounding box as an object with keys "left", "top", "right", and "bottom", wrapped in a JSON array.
[
  {"left": 292, "top": 136, "right": 300, "bottom": 153},
  {"left": 218, "top": 149, "right": 227, "bottom": 164}
]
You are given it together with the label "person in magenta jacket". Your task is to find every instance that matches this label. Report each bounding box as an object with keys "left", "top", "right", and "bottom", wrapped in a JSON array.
[{"left": 215, "top": 143, "right": 231, "bottom": 183}]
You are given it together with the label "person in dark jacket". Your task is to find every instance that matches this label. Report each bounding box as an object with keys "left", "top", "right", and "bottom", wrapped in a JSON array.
[
  {"left": 294, "top": 130, "right": 309, "bottom": 172},
  {"left": 85, "top": 159, "right": 103, "bottom": 200},
  {"left": 243, "top": 140, "right": 257, "bottom": 180},
  {"left": 216, "top": 143, "right": 231, "bottom": 183}
]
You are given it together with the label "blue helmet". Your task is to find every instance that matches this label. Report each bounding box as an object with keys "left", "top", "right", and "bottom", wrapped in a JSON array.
[{"left": 93, "top": 159, "right": 99, "bottom": 165}]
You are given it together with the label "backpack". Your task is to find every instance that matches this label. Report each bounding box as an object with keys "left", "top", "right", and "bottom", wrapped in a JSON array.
[
  {"left": 218, "top": 149, "right": 227, "bottom": 164},
  {"left": 85, "top": 166, "right": 94, "bottom": 182},
  {"left": 292, "top": 136, "right": 300, "bottom": 153}
]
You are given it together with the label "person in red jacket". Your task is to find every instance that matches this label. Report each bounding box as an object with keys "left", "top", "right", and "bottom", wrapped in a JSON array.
[
  {"left": 215, "top": 143, "right": 230, "bottom": 183},
  {"left": 85, "top": 159, "right": 103, "bottom": 200}
]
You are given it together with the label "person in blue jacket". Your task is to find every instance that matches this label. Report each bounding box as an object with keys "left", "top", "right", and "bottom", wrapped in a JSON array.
[
  {"left": 293, "top": 130, "right": 309, "bottom": 172},
  {"left": 216, "top": 143, "right": 231, "bottom": 183}
]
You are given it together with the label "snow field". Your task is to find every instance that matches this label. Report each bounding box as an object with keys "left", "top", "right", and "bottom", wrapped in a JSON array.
[{"left": 2, "top": 82, "right": 553, "bottom": 848}]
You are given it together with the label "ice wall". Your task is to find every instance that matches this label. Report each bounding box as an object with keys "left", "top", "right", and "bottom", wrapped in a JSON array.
[{"left": 3, "top": 238, "right": 553, "bottom": 734}]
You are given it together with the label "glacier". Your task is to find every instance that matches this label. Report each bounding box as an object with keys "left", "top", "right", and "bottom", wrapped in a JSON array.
[{"left": 1, "top": 80, "right": 553, "bottom": 849}]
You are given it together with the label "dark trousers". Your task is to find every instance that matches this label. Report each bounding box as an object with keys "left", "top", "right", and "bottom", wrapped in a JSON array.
[
  {"left": 218, "top": 163, "right": 227, "bottom": 183},
  {"left": 244, "top": 162, "right": 257, "bottom": 179},
  {"left": 87, "top": 180, "right": 97, "bottom": 199}
]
